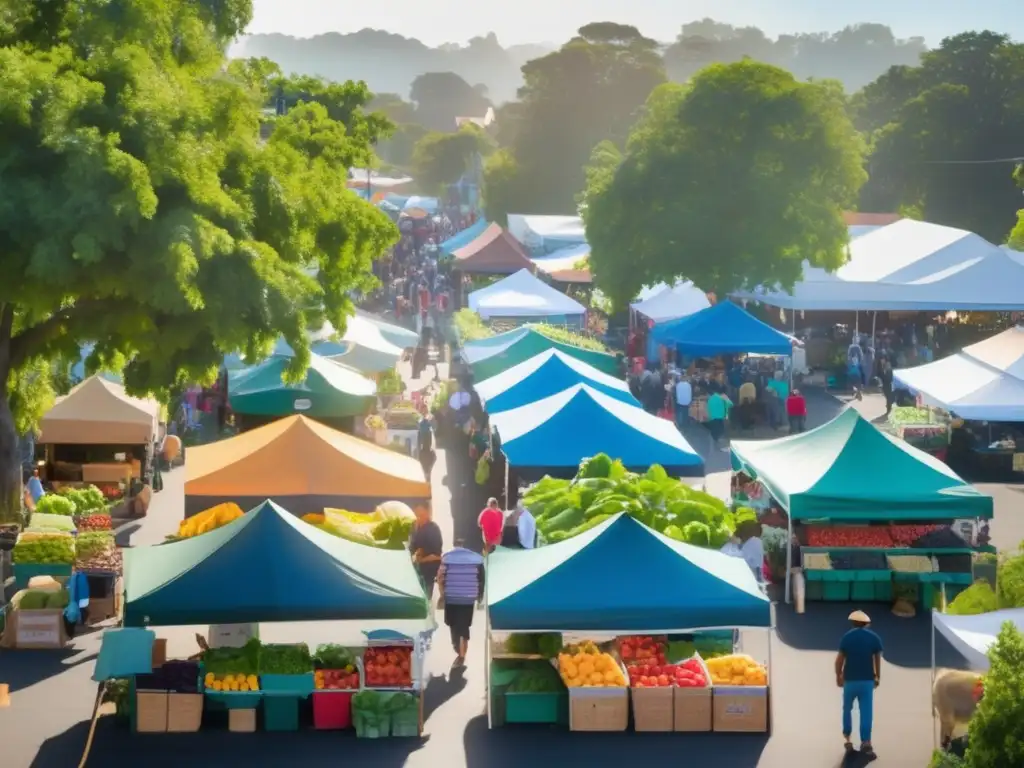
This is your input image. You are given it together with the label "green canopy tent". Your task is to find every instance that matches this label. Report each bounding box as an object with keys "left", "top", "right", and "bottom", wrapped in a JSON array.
[
  {"left": 461, "top": 326, "right": 619, "bottom": 381},
  {"left": 731, "top": 408, "right": 993, "bottom": 603},
  {"left": 229, "top": 352, "right": 376, "bottom": 420},
  {"left": 123, "top": 500, "right": 429, "bottom": 626}
]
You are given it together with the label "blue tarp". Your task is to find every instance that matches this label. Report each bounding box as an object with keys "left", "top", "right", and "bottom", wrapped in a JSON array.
[
  {"left": 475, "top": 349, "right": 639, "bottom": 413},
  {"left": 652, "top": 302, "right": 793, "bottom": 357},
  {"left": 488, "top": 383, "right": 704, "bottom": 478},
  {"left": 488, "top": 514, "right": 771, "bottom": 631},
  {"left": 440, "top": 219, "right": 489, "bottom": 255}
]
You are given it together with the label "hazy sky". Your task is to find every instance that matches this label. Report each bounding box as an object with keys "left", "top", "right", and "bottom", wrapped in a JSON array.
[{"left": 247, "top": 0, "right": 1021, "bottom": 46}]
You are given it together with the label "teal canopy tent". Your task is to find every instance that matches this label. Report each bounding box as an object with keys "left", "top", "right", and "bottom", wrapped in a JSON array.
[
  {"left": 487, "top": 514, "right": 770, "bottom": 631},
  {"left": 123, "top": 500, "right": 429, "bottom": 626},
  {"left": 730, "top": 407, "right": 993, "bottom": 521},
  {"left": 461, "top": 326, "right": 619, "bottom": 381}
]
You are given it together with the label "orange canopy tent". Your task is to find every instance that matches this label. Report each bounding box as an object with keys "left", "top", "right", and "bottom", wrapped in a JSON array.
[
  {"left": 38, "top": 376, "right": 160, "bottom": 445},
  {"left": 451, "top": 223, "right": 535, "bottom": 274},
  {"left": 184, "top": 415, "right": 430, "bottom": 516}
]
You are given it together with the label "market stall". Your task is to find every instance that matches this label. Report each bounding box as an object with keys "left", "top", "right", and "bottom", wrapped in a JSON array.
[
  {"left": 731, "top": 408, "right": 994, "bottom": 608},
  {"left": 932, "top": 608, "right": 1024, "bottom": 671},
  {"left": 38, "top": 375, "right": 161, "bottom": 494},
  {"left": 183, "top": 415, "right": 430, "bottom": 516},
  {"left": 485, "top": 513, "right": 773, "bottom": 733},
  {"left": 228, "top": 351, "right": 376, "bottom": 429},
  {"left": 450, "top": 223, "right": 536, "bottom": 275},
  {"left": 474, "top": 349, "right": 638, "bottom": 413},
  {"left": 439, "top": 217, "right": 489, "bottom": 255},
  {"left": 311, "top": 315, "right": 405, "bottom": 374},
  {"left": 651, "top": 301, "right": 794, "bottom": 358},
  {"left": 461, "top": 325, "right": 620, "bottom": 381},
  {"left": 488, "top": 384, "right": 703, "bottom": 481},
  {"left": 353, "top": 309, "right": 420, "bottom": 349},
  {"left": 467, "top": 268, "right": 586, "bottom": 326}
]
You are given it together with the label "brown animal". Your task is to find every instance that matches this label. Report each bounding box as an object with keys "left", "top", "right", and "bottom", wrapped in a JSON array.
[{"left": 932, "top": 669, "right": 984, "bottom": 748}]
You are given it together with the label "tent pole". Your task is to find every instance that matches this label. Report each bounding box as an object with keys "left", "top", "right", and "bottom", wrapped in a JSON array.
[
  {"left": 504, "top": 461, "right": 510, "bottom": 509},
  {"left": 784, "top": 515, "right": 793, "bottom": 605},
  {"left": 931, "top": 610, "right": 937, "bottom": 749}
]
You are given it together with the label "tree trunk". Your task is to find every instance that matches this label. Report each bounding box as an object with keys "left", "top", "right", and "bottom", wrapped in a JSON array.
[{"left": 0, "top": 379, "right": 22, "bottom": 526}]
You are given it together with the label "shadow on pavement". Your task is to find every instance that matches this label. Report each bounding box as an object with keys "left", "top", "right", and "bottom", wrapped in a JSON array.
[
  {"left": 461, "top": 715, "right": 769, "bottom": 767},
  {"left": 423, "top": 667, "right": 468, "bottom": 721},
  {"left": 0, "top": 647, "right": 92, "bottom": 693},
  {"left": 775, "top": 602, "right": 969, "bottom": 670}
]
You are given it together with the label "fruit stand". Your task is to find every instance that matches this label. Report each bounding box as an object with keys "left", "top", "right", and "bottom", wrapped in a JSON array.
[
  {"left": 731, "top": 409, "right": 994, "bottom": 610},
  {"left": 884, "top": 406, "right": 951, "bottom": 458},
  {"left": 485, "top": 513, "right": 774, "bottom": 734}
]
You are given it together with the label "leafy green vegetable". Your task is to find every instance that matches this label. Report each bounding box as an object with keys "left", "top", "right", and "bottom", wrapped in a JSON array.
[
  {"left": 18, "top": 590, "right": 51, "bottom": 610},
  {"left": 505, "top": 634, "right": 540, "bottom": 654},
  {"left": 536, "top": 633, "right": 564, "bottom": 659},
  {"left": 26, "top": 513, "right": 76, "bottom": 532},
  {"left": 507, "top": 661, "right": 565, "bottom": 692},
  {"left": 35, "top": 495, "right": 76, "bottom": 517},
  {"left": 313, "top": 644, "right": 357, "bottom": 670},
  {"left": 682, "top": 522, "right": 711, "bottom": 547},
  {"left": 385, "top": 691, "right": 418, "bottom": 712},
  {"left": 13, "top": 536, "right": 75, "bottom": 564},
  {"left": 76, "top": 532, "right": 114, "bottom": 560},
  {"left": 578, "top": 453, "right": 613, "bottom": 479},
  {"left": 202, "top": 639, "right": 262, "bottom": 675},
  {"left": 259, "top": 643, "right": 314, "bottom": 675}
]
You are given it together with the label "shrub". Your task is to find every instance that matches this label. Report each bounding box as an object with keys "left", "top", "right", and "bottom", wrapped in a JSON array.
[{"left": 965, "top": 623, "right": 1024, "bottom": 767}]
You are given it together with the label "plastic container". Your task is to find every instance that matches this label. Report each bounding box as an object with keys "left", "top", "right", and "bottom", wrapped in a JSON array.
[
  {"left": 850, "top": 581, "right": 876, "bottom": 601},
  {"left": 260, "top": 673, "right": 315, "bottom": 697},
  {"left": 353, "top": 709, "right": 390, "bottom": 738},
  {"left": 390, "top": 706, "right": 420, "bottom": 737},
  {"left": 311, "top": 691, "right": 354, "bottom": 730},
  {"left": 823, "top": 581, "right": 851, "bottom": 601},
  {"left": 263, "top": 696, "right": 300, "bottom": 731},
  {"left": 804, "top": 580, "right": 824, "bottom": 601},
  {"left": 504, "top": 691, "right": 567, "bottom": 724},
  {"left": 874, "top": 580, "right": 894, "bottom": 602}
]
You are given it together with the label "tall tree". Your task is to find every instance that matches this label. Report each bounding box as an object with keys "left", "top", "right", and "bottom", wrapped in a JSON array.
[
  {"left": 483, "top": 23, "right": 665, "bottom": 223},
  {"left": 855, "top": 32, "right": 1024, "bottom": 243},
  {"left": 583, "top": 62, "right": 866, "bottom": 309},
  {"left": 409, "top": 72, "right": 492, "bottom": 133},
  {"left": 412, "top": 126, "right": 493, "bottom": 195},
  {"left": 0, "top": 0, "right": 397, "bottom": 522}
]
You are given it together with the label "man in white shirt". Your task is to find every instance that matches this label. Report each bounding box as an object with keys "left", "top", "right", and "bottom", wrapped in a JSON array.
[
  {"left": 515, "top": 505, "right": 536, "bottom": 549},
  {"left": 674, "top": 375, "right": 692, "bottom": 431}
]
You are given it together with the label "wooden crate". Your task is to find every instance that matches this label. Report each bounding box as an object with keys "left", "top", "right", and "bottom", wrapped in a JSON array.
[
  {"left": 631, "top": 686, "right": 673, "bottom": 732},
  {"left": 674, "top": 687, "right": 712, "bottom": 732}
]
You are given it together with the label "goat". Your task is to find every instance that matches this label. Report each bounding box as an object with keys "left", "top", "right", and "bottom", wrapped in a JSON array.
[{"left": 932, "top": 669, "right": 984, "bottom": 748}]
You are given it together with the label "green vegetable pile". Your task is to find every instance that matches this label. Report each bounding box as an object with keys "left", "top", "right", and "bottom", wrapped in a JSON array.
[
  {"left": 26, "top": 513, "right": 76, "bottom": 532},
  {"left": 313, "top": 644, "right": 357, "bottom": 670},
  {"left": 61, "top": 485, "right": 107, "bottom": 515},
  {"left": 507, "top": 661, "right": 566, "bottom": 693},
  {"left": 259, "top": 643, "right": 314, "bottom": 675},
  {"left": 13, "top": 535, "right": 75, "bottom": 564},
  {"left": 504, "top": 633, "right": 563, "bottom": 659},
  {"left": 75, "top": 532, "right": 114, "bottom": 560},
  {"left": 202, "top": 639, "right": 262, "bottom": 675},
  {"left": 888, "top": 406, "right": 941, "bottom": 427},
  {"left": 18, "top": 589, "right": 70, "bottom": 610},
  {"left": 526, "top": 455, "right": 736, "bottom": 547},
  {"left": 35, "top": 495, "right": 76, "bottom": 517}
]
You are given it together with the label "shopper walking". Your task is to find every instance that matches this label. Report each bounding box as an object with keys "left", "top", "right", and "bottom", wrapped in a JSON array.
[
  {"left": 879, "top": 357, "right": 895, "bottom": 416},
  {"left": 438, "top": 539, "right": 485, "bottom": 667},
  {"left": 706, "top": 387, "right": 732, "bottom": 449},
  {"left": 786, "top": 389, "right": 807, "bottom": 433},
  {"left": 418, "top": 416, "right": 436, "bottom": 480},
  {"left": 674, "top": 374, "right": 692, "bottom": 431},
  {"left": 835, "top": 610, "right": 882, "bottom": 760},
  {"left": 478, "top": 497, "right": 504, "bottom": 553},
  {"left": 410, "top": 507, "right": 443, "bottom": 600}
]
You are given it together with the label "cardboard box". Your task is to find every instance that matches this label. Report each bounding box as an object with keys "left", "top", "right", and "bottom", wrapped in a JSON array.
[
  {"left": 569, "top": 688, "right": 628, "bottom": 732},
  {"left": 631, "top": 686, "right": 674, "bottom": 732},
  {"left": 0, "top": 592, "right": 69, "bottom": 650},
  {"left": 674, "top": 686, "right": 713, "bottom": 732},
  {"left": 713, "top": 687, "right": 769, "bottom": 733},
  {"left": 229, "top": 708, "right": 257, "bottom": 732},
  {"left": 136, "top": 692, "right": 169, "bottom": 733}
]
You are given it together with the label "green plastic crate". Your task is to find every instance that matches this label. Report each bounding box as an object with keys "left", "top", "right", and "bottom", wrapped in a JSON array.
[
  {"left": 504, "top": 691, "right": 567, "bottom": 724},
  {"left": 353, "top": 709, "right": 390, "bottom": 738},
  {"left": 822, "top": 570, "right": 852, "bottom": 582},
  {"left": 805, "top": 580, "right": 824, "bottom": 601},
  {"left": 850, "top": 581, "right": 876, "bottom": 601},
  {"left": 13, "top": 563, "right": 72, "bottom": 589},
  {"left": 263, "top": 696, "right": 299, "bottom": 731},
  {"left": 874, "top": 580, "right": 893, "bottom": 602},
  {"left": 390, "top": 706, "right": 420, "bottom": 737},
  {"left": 803, "top": 570, "right": 827, "bottom": 582},
  {"left": 823, "top": 581, "right": 851, "bottom": 601},
  {"left": 853, "top": 570, "right": 892, "bottom": 583}
]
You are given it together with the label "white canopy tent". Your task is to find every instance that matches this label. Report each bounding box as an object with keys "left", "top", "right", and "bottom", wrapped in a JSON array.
[
  {"left": 932, "top": 608, "right": 1024, "bottom": 671},
  {"left": 733, "top": 220, "right": 1024, "bottom": 311},
  {"left": 467, "top": 268, "right": 586, "bottom": 320},
  {"left": 506, "top": 214, "right": 586, "bottom": 252},
  {"left": 630, "top": 281, "right": 711, "bottom": 323},
  {"left": 895, "top": 326, "right": 1024, "bottom": 421},
  {"left": 531, "top": 243, "right": 590, "bottom": 276}
]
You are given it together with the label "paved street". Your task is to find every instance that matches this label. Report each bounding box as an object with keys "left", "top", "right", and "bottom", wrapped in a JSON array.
[{"left": 1, "top": 376, "right": 1019, "bottom": 767}]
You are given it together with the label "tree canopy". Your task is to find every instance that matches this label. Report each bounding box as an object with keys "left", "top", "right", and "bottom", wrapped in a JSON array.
[
  {"left": 409, "top": 72, "right": 492, "bottom": 133},
  {"left": 855, "top": 32, "right": 1024, "bottom": 243},
  {"left": 483, "top": 23, "right": 665, "bottom": 223},
  {"left": 0, "top": 0, "right": 397, "bottom": 520},
  {"left": 412, "top": 125, "right": 493, "bottom": 195},
  {"left": 583, "top": 61, "right": 866, "bottom": 309}
]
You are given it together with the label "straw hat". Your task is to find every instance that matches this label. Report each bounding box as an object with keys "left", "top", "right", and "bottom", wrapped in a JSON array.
[{"left": 848, "top": 610, "right": 871, "bottom": 623}]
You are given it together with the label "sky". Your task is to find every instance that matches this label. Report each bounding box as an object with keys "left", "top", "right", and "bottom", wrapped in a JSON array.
[{"left": 247, "top": 0, "right": 1022, "bottom": 47}]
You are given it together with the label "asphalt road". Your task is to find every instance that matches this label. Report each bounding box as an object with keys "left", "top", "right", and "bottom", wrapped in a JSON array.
[{"left": 1, "top": 378, "right": 1018, "bottom": 768}]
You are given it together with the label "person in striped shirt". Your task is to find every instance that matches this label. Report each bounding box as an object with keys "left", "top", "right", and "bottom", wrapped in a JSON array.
[{"left": 438, "top": 539, "right": 486, "bottom": 667}]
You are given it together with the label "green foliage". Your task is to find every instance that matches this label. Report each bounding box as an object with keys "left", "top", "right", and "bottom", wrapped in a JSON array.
[
  {"left": 453, "top": 309, "right": 495, "bottom": 342},
  {"left": 532, "top": 325, "right": 609, "bottom": 353},
  {"left": 856, "top": 32, "right": 1024, "bottom": 244},
  {"left": 965, "top": 623, "right": 1024, "bottom": 767},
  {"left": 413, "top": 125, "right": 493, "bottom": 194},
  {"left": 258, "top": 643, "right": 314, "bottom": 675},
  {"left": 409, "top": 72, "right": 492, "bottom": 133},
  {"left": 584, "top": 62, "right": 866, "bottom": 307},
  {"left": 13, "top": 535, "right": 75, "bottom": 564},
  {"left": 483, "top": 24, "right": 665, "bottom": 221},
  {"left": 35, "top": 495, "right": 76, "bottom": 518},
  {"left": 947, "top": 582, "right": 999, "bottom": 616},
  {"left": 6, "top": 357, "right": 56, "bottom": 437},
  {"left": 996, "top": 545, "right": 1024, "bottom": 609}
]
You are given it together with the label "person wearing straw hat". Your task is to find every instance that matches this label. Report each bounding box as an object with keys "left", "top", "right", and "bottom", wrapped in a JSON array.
[{"left": 835, "top": 610, "right": 882, "bottom": 760}]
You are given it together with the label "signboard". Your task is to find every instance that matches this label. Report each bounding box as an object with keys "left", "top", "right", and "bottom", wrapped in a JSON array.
[
  {"left": 209, "top": 623, "right": 259, "bottom": 649},
  {"left": 293, "top": 398, "right": 312, "bottom": 412},
  {"left": 16, "top": 613, "right": 62, "bottom": 649}
]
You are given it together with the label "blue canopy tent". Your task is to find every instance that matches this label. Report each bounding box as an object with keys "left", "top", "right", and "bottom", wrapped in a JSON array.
[
  {"left": 439, "top": 218, "right": 489, "bottom": 255},
  {"left": 652, "top": 301, "right": 793, "bottom": 357},
  {"left": 488, "top": 383, "right": 704, "bottom": 480},
  {"left": 487, "top": 513, "right": 771, "bottom": 631},
  {"left": 475, "top": 349, "right": 639, "bottom": 413}
]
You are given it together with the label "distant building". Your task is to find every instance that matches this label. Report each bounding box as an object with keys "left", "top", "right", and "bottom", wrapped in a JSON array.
[{"left": 455, "top": 107, "right": 496, "bottom": 130}]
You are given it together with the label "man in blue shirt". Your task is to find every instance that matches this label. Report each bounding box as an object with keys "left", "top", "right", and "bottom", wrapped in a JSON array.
[{"left": 835, "top": 610, "right": 882, "bottom": 760}]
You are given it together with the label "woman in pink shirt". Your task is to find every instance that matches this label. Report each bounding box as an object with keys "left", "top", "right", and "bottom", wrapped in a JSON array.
[{"left": 478, "top": 497, "right": 504, "bottom": 553}]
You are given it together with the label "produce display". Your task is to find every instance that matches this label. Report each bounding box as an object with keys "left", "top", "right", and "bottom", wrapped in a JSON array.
[
  {"left": 889, "top": 525, "right": 942, "bottom": 546},
  {"left": 13, "top": 534, "right": 75, "bottom": 564},
  {"left": 557, "top": 641, "right": 627, "bottom": 688},
  {"left": 76, "top": 515, "right": 112, "bottom": 531},
  {"left": 525, "top": 456, "right": 735, "bottom": 547},
  {"left": 829, "top": 552, "right": 888, "bottom": 570},
  {"left": 351, "top": 690, "right": 418, "bottom": 737},
  {"left": 912, "top": 528, "right": 968, "bottom": 549},
  {"left": 74, "top": 532, "right": 123, "bottom": 572},
  {"left": 59, "top": 485, "right": 108, "bottom": 515},
  {"left": 377, "top": 368, "right": 405, "bottom": 396},
  {"left": 705, "top": 654, "right": 768, "bottom": 687},
  {"left": 629, "top": 657, "right": 709, "bottom": 689},
  {"left": 24, "top": 514, "right": 75, "bottom": 532},
  {"left": 259, "top": 643, "right": 314, "bottom": 674},
  {"left": 502, "top": 632, "right": 563, "bottom": 658},
  {"left": 946, "top": 582, "right": 998, "bottom": 616},
  {"left": 204, "top": 672, "right": 260, "bottom": 692},
  {"left": 34, "top": 495, "right": 76, "bottom": 517},
  {"left": 802, "top": 553, "right": 832, "bottom": 570},
  {"left": 202, "top": 639, "right": 261, "bottom": 676},
  {"left": 887, "top": 555, "right": 934, "bottom": 573},
  {"left": 665, "top": 633, "right": 734, "bottom": 662},
  {"left": 313, "top": 644, "right": 360, "bottom": 690},
  {"left": 806, "top": 526, "right": 893, "bottom": 548},
  {"left": 505, "top": 661, "right": 566, "bottom": 693},
  {"left": 18, "top": 589, "right": 70, "bottom": 610},
  {"left": 888, "top": 406, "right": 935, "bottom": 427},
  {"left": 617, "top": 635, "right": 666, "bottom": 666},
  {"left": 176, "top": 503, "right": 244, "bottom": 539},
  {"left": 363, "top": 646, "right": 413, "bottom": 688},
  {"left": 385, "top": 403, "right": 421, "bottom": 429},
  {"left": 313, "top": 506, "right": 415, "bottom": 550},
  {"left": 138, "top": 661, "right": 201, "bottom": 693}
]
